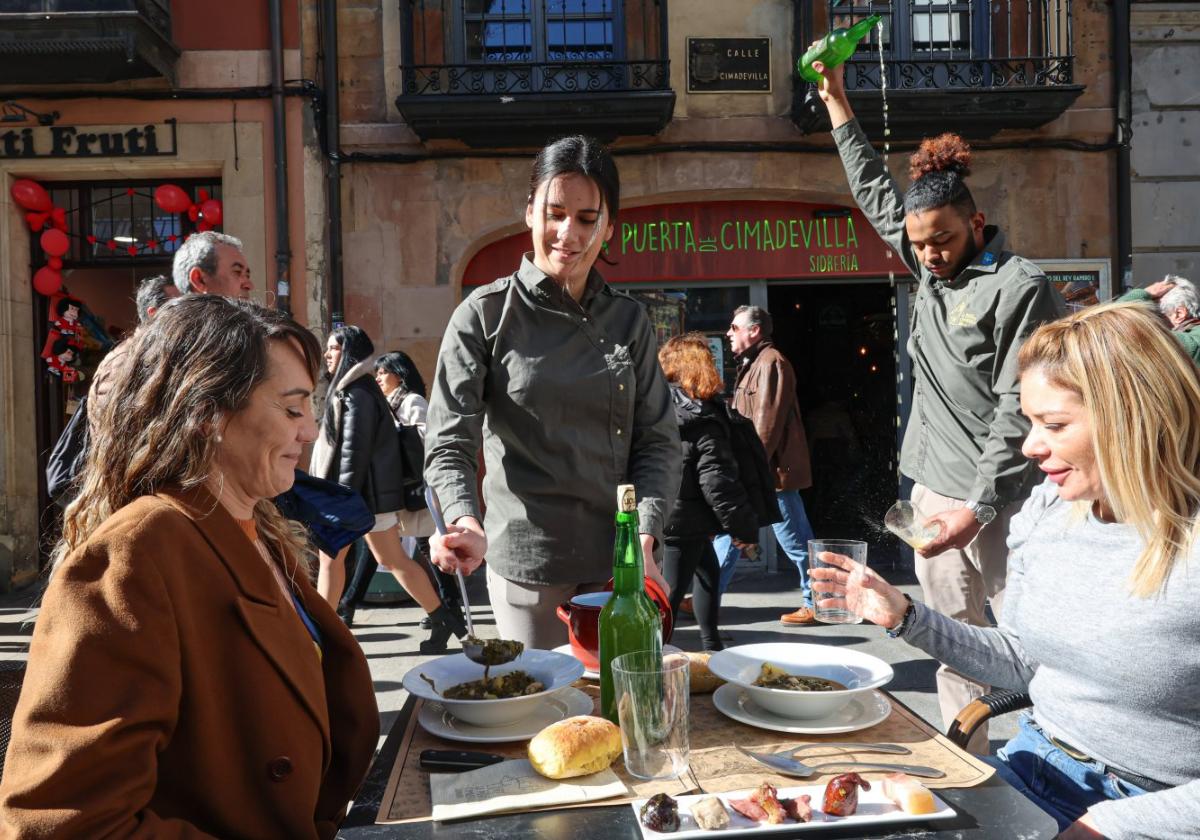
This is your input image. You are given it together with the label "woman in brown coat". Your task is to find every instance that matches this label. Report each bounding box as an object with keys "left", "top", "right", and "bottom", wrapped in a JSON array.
[{"left": 0, "top": 296, "right": 379, "bottom": 838}]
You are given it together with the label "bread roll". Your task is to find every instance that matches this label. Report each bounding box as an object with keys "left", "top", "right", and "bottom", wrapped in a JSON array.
[
  {"left": 528, "top": 715, "right": 622, "bottom": 779},
  {"left": 686, "top": 652, "right": 724, "bottom": 694}
]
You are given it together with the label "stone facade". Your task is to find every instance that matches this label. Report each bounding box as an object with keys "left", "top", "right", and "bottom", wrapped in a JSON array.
[{"left": 1131, "top": 2, "right": 1200, "bottom": 284}]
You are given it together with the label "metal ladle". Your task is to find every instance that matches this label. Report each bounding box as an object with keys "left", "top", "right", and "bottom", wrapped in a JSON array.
[{"left": 425, "top": 485, "right": 524, "bottom": 676}]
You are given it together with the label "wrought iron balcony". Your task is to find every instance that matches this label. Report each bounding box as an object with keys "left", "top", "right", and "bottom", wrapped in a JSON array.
[
  {"left": 0, "top": 0, "right": 177, "bottom": 85},
  {"left": 792, "top": 0, "right": 1085, "bottom": 139},
  {"left": 396, "top": 0, "right": 675, "bottom": 146}
]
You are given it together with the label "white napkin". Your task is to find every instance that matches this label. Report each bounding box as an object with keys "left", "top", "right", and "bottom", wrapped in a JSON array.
[{"left": 430, "top": 759, "right": 629, "bottom": 822}]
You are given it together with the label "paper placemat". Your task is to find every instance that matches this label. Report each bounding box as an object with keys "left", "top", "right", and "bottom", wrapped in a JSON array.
[
  {"left": 377, "top": 682, "right": 697, "bottom": 825},
  {"left": 685, "top": 689, "right": 994, "bottom": 796},
  {"left": 376, "top": 682, "right": 992, "bottom": 825},
  {"left": 430, "top": 759, "right": 628, "bottom": 821}
]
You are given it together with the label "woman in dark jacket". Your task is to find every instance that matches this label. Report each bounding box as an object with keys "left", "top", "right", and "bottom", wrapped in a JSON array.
[
  {"left": 659, "top": 333, "right": 759, "bottom": 651},
  {"left": 310, "top": 326, "right": 466, "bottom": 652}
]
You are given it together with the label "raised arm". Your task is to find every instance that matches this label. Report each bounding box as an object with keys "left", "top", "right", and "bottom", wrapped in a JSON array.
[{"left": 812, "top": 58, "right": 920, "bottom": 277}]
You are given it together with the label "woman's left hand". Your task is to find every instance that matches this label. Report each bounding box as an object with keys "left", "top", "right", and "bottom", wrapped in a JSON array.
[
  {"left": 1057, "top": 813, "right": 1106, "bottom": 839},
  {"left": 641, "top": 533, "right": 671, "bottom": 599}
]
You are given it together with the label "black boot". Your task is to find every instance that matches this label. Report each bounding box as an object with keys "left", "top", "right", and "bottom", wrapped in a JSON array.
[
  {"left": 419, "top": 603, "right": 469, "bottom": 654},
  {"left": 336, "top": 601, "right": 356, "bottom": 628}
]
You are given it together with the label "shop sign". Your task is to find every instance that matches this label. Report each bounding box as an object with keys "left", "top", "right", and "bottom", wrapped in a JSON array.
[
  {"left": 0, "top": 119, "right": 177, "bottom": 159},
  {"left": 463, "top": 200, "right": 898, "bottom": 286},
  {"left": 1039, "top": 259, "right": 1111, "bottom": 312},
  {"left": 687, "top": 37, "right": 771, "bottom": 93}
]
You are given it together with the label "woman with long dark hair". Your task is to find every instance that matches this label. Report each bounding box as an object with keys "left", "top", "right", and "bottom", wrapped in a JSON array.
[
  {"left": 310, "top": 325, "right": 466, "bottom": 652},
  {"left": 0, "top": 296, "right": 377, "bottom": 836},
  {"left": 424, "top": 135, "right": 682, "bottom": 649}
]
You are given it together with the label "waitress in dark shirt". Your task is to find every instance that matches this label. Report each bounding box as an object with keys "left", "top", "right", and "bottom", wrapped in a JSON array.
[{"left": 424, "top": 135, "right": 681, "bottom": 650}]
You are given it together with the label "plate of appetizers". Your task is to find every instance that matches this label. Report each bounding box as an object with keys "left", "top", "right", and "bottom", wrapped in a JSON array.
[{"left": 631, "top": 773, "right": 956, "bottom": 838}]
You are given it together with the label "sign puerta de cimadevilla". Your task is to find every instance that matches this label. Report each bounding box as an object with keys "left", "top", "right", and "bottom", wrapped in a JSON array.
[
  {"left": 463, "top": 201, "right": 897, "bottom": 285},
  {"left": 0, "top": 119, "right": 178, "bottom": 159}
]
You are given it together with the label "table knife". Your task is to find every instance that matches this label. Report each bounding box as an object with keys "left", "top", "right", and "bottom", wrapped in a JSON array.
[{"left": 419, "top": 749, "right": 508, "bottom": 772}]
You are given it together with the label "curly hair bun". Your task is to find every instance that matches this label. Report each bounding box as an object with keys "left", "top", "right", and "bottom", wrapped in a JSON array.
[{"left": 909, "top": 133, "right": 972, "bottom": 182}]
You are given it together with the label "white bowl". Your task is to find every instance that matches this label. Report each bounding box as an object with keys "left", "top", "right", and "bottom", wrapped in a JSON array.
[
  {"left": 401, "top": 648, "right": 585, "bottom": 727},
  {"left": 707, "top": 643, "right": 893, "bottom": 720}
]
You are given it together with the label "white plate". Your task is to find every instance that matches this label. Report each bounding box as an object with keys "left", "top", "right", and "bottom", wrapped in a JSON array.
[
  {"left": 417, "top": 687, "right": 594, "bottom": 744},
  {"left": 552, "top": 644, "right": 685, "bottom": 680},
  {"left": 631, "top": 782, "right": 956, "bottom": 838},
  {"left": 712, "top": 683, "right": 892, "bottom": 735}
]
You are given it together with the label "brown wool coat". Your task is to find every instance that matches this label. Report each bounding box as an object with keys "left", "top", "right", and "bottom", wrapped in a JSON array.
[
  {"left": 0, "top": 487, "right": 379, "bottom": 839},
  {"left": 732, "top": 341, "right": 813, "bottom": 492}
]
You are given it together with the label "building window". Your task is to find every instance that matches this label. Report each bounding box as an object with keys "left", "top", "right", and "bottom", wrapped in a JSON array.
[{"left": 462, "top": 0, "right": 617, "bottom": 64}]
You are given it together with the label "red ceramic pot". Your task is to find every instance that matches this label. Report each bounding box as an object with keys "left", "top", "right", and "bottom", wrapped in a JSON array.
[{"left": 555, "top": 578, "right": 675, "bottom": 672}]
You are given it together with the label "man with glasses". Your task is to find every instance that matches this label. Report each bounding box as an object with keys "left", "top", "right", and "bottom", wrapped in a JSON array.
[{"left": 718, "top": 305, "right": 817, "bottom": 625}]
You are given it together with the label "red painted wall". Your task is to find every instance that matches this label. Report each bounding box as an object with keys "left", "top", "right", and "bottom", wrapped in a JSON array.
[{"left": 172, "top": 0, "right": 301, "bottom": 50}]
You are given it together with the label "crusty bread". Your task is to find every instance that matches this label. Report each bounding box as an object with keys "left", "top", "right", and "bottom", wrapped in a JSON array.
[
  {"left": 527, "top": 715, "right": 622, "bottom": 780},
  {"left": 686, "top": 652, "right": 724, "bottom": 694}
]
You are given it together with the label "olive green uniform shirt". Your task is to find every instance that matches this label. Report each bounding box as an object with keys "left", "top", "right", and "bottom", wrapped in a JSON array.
[
  {"left": 424, "top": 255, "right": 681, "bottom": 585},
  {"left": 833, "top": 119, "right": 1066, "bottom": 507}
]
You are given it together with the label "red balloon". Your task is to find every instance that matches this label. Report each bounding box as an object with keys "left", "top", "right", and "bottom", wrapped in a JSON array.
[
  {"left": 154, "top": 184, "right": 192, "bottom": 213},
  {"left": 11, "top": 179, "right": 51, "bottom": 212},
  {"left": 32, "top": 267, "right": 62, "bottom": 297},
  {"left": 40, "top": 228, "right": 69, "bottom": 257},
  {"left": 198, "top": 198, "right": 223, "bottom": 227},
  {"left": 47, "top": 256, "right": 63, "bottom": 270}
]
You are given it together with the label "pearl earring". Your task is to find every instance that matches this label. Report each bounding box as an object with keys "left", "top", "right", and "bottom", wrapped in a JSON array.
[{"left": 215, "top": 434, "right": 223, "bottom": 444}]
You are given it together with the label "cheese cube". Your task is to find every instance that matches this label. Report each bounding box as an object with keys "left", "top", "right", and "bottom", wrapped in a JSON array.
[{"left": 882, "top": 772, "right": 937, "bottom": 815}]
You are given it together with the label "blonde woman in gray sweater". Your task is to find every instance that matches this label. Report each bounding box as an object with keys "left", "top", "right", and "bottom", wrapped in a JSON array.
[{"left": 814, "top": 302, "right": 1200, "bottom": 840}]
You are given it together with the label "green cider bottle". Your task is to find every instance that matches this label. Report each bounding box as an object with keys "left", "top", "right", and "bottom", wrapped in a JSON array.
[
  {"left": 797, "top": 14, "right": 883, "bottom": 83},
  {"left": 598, "top": 484, "right": 663, "bottom": 723}
]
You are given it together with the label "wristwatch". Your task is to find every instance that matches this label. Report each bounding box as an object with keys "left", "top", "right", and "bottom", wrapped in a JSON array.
[{"left": 965, "top": 499, "right": 997, "bottom": 525}]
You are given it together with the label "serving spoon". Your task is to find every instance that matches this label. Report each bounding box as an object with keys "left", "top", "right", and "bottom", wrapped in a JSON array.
[
  {"left": 425, "top": 485, "right": 523, "bottom": 675},
  {"left": 736, "top": 744, "right": 946, "bottom": 779}
]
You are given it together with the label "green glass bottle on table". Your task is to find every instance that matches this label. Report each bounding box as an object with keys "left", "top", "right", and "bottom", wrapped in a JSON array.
[
  {"left": 796, "top": 14, "right": 883, "bottom": 83},
  {"left": 599, "top": 484, "right": 662, "bottom": 723}
]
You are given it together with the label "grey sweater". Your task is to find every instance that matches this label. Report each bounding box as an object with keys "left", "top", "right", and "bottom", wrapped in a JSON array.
[{"left": 903, "top": 480, "right": 1200, "bottom": 838}]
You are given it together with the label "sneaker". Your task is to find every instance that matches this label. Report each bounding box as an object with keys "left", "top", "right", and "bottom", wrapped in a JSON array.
[
  {"left": 780, "top": 607, "right": 817, "bottom": 626},
  {"left": 680, "top": 595, "right": 694, "bottom": 615}
]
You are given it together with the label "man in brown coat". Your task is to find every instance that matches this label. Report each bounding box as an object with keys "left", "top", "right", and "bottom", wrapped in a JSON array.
[{"left": 719, "top": 304, "right": 817, "bottom": 625}]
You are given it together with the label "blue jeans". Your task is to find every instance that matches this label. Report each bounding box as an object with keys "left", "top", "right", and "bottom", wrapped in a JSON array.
[
  {"left": 985, "top": 714, "right": 1148, "bottom": 831},
  {"left": 715, "top": 490, "right": 814, "bottom": 605}
]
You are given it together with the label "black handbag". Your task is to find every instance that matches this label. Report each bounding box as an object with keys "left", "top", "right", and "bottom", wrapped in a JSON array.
[
  {"left": 46, "top": 395, "right": 90, "bottom": 506},
  {"left": 274, "top": 469, "right": 374, "bottom": 556},
  {"left": 397, "top": 424, "right": 428, "bottom": 512}
]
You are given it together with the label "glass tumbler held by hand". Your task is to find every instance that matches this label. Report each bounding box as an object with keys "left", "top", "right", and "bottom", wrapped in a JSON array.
[
  {"left": 883, "top": 500, "right": 942, "bottom": 551},
  {"left": 808, "top": 539, "right": 868, "bottom": 624},
  {"left": 611, "top": 651, "right": 690, "bottom": 781}
]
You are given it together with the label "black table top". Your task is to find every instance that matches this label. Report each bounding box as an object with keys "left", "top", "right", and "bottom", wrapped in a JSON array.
[{"left": 338, "top": 694, "right": 1059, "bottom": 839}]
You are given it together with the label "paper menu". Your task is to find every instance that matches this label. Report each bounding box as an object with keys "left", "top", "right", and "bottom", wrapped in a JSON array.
[{"left": 430, "top": 759, "right": 630, "bottom": 822}]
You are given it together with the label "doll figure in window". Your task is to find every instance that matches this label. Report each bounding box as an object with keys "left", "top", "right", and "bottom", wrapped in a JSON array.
[
  {"left": 46, "top": 337, "right": 84, "bottom": 384},
  {"left": 52, "top": 297, "right": 85, "bottom": 350}
]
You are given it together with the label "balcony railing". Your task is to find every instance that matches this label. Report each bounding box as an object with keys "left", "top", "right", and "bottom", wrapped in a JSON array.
[
  {"left": 396, "top": 0, "right": 675, "bottom": 145},
  {"left": 793, "top": 0, "right": 1084, "bottom": 138},
  {"left": 0, "top": 0, "right": 177, "bottom": 84}
]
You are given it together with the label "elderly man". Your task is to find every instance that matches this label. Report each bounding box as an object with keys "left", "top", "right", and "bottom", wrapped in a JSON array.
[
  {"left": 1120, "top": 275, "right": 1200, "bottom": 363},
  {"left": 717, "top": 304, "right": 817, "bottom": 625},
  {"left": 134, "top": 273, "right": 180, "bottom": 323},
  {"left": 172, "top": 230, "right": 252, "bottom": 298}
]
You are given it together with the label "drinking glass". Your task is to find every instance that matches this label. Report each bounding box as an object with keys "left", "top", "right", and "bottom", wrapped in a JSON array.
[
  {"left": 883, "top": 500, "right": 942, "bottom": 550},
  {"left": 808, "top": 539, "right": 868, "bottom": 624},
  {"left": 611, "top": 651, "right": 690, "bottom": 780}
]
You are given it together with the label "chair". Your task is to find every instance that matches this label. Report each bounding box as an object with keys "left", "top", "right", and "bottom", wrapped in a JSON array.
[
  {"left": 948, "top": 688, "right": 1032, "bottom": 749},
  {"left": 0, "top": 660, "right": 27, "bottom": 783}
]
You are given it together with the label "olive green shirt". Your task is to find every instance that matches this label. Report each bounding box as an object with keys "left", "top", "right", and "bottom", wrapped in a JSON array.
[
  {"left": 424, "top": 255, "right": 681, "bottom": 585},
  {"left": 833, "top": 119, "right": 1066, "bottom": 508},
  {"left": 1117, "top": 288, "right": 1200, "bottom": 364}
]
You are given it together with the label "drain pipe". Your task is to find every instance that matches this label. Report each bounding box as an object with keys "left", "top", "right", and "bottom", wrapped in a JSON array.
[
  {"left": 268, "top": 0, "right": 291, "bottom": 313},
  {"left": 319, "top": 0, "right": 344, "bottom": 326},
  {"left": 1114, "top": 0, "right": 1133, "bottom": 290}
]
